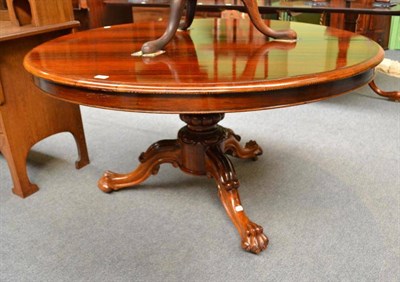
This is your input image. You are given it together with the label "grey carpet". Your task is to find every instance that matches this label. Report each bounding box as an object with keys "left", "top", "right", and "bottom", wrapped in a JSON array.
[{"left": 1, "top": 51, "right": 399, "bottom": 282}]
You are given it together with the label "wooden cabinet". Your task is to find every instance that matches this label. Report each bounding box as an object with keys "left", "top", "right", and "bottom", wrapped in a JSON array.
[
  {"left": 327, "top": 0, "right": 392, "bottom": 49},
  {"left": 6, "top": 0, "right": 75, "bottom": 26},
  {"left": 72, "top": 0, "right": 132, "bottom": 30},
  {"left": 356, "top": 14, "right": 391, "bottom": 49},
  {"left": 0, "top": 1, "right": 89, "bottom": 198},
  {"left": 329, "top": 12, "right": 391, "bottom": 49},
  {"left": 131, "top": 6, "right": 221, "bottom": 23}
]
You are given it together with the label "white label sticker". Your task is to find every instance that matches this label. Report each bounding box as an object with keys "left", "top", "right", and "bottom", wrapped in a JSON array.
[
  {"left": 235, "top": 205, "right": 244, "bottom": 212},
  {"left": 94, "top": 75, "right": 109, "bottom": 80}
]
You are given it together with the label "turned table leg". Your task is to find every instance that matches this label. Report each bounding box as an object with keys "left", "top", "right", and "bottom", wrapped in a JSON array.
[{"left": 98, "top": 113, "right": 268, "bottom": 253}]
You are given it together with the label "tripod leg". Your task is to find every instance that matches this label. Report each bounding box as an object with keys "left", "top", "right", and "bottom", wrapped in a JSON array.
[
  {"left": 98, "top": 139, "right": 181, "bottom": 192},
  {"left": 141, "top": 0, "right": 187, "bottom": 54},
  {"left": 205, "top": 146, "right": 268, "bottom": 254},
  {"left": 241, "top": 0, "right": 297, "bottom": 40},
  {"left": 179, "top": 0, "right": 197, "bottom": 30}
]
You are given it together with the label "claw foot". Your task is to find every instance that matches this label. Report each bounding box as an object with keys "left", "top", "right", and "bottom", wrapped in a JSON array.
[
  {"left": 241, "top": 222, "right": 269, "bottom": 254},
  {"left": 217, "top": 187, "right": 269, "bottom": 254},
  {"left": 223, "top": 137, "right": 263, "bottom": 160},
  {"left": 245, "top": 140, "right": 263, "bottom": 160}
]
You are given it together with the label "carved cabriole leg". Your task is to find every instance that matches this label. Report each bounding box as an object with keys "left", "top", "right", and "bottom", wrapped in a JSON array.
[
  {"left": 179, "top": 0, "right": 197, "bottom": 30},
  {"left": 241, "top": 0, "right": 297, "bottom": 41},
  {"left": 222, "top": 128, "right": 263, "bottom": 160},
  {"left": 205, "top": 146, "right": 268, "bottom": 254},
  {"left": 369, "top": 80, "right": 400, "bottom": 101},
  {"left": 98, "top": 140, "right": 181, "bottom": 192},
  {"left": 219, "top": 187, "right": 268, "bottom": 254},
  {"left": 180, "top": 113, "right": 268, "bottom": 254},
  {"left": 141, "top": 0, "right": 187, "bottom": 54}
]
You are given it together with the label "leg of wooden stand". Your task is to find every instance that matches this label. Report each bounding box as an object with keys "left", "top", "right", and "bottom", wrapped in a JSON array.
[
  {"left": 1, "top": 140, "right": 39, "bottom": 198},
  {"left": 141, "top": 0, "right": 187, "bottom": 54},
  {"left": 179, "top": 0, "right": 197, "bottom": 30},
  {"left": 369, "top": 80, "right": 400, "bottom": 101},
  {"left": 69, "top": 120, "right": 90, "bottom": 169},
  {"left": 241, "top": 0, "right": 297, "bottom": 40}
]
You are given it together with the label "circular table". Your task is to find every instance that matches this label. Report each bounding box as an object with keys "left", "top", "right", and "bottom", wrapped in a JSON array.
[{"left": 24, "top": 19, "right": 383, "bottom": 254}]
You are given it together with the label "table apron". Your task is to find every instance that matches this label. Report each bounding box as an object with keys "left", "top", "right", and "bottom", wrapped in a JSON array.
[{"left": 33, "top": 70, "right": 374, "bottom": 114}]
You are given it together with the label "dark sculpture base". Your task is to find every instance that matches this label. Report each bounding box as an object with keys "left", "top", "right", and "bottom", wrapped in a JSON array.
[{"left": 98, "top": 113, "right": 268, "bottom": 254}]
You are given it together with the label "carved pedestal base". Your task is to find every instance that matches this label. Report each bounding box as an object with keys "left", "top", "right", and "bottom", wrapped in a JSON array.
[{"left": 98, "top": 113, "right": 268, "bottom": 254}]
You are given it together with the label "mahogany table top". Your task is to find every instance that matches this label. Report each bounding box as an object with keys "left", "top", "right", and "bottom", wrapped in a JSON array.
[
  {"left": 104, "top": 0, "right": 400, "bottom": 15},
  {"left": 24, "top": 19, "right": 383, "bottom": 113}
]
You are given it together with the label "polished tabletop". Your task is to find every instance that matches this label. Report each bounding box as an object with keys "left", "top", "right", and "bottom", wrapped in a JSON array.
[
  {"left": 24, "top": 19, "right": 383, "bottom": 113},
  {"left": 104, "top": 0, "right": 400, "bottom": 15}
]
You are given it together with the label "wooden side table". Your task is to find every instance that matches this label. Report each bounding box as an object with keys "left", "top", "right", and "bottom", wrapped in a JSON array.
[{"left": 0, "top": 21, "right": 89, "bottom": 198}]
